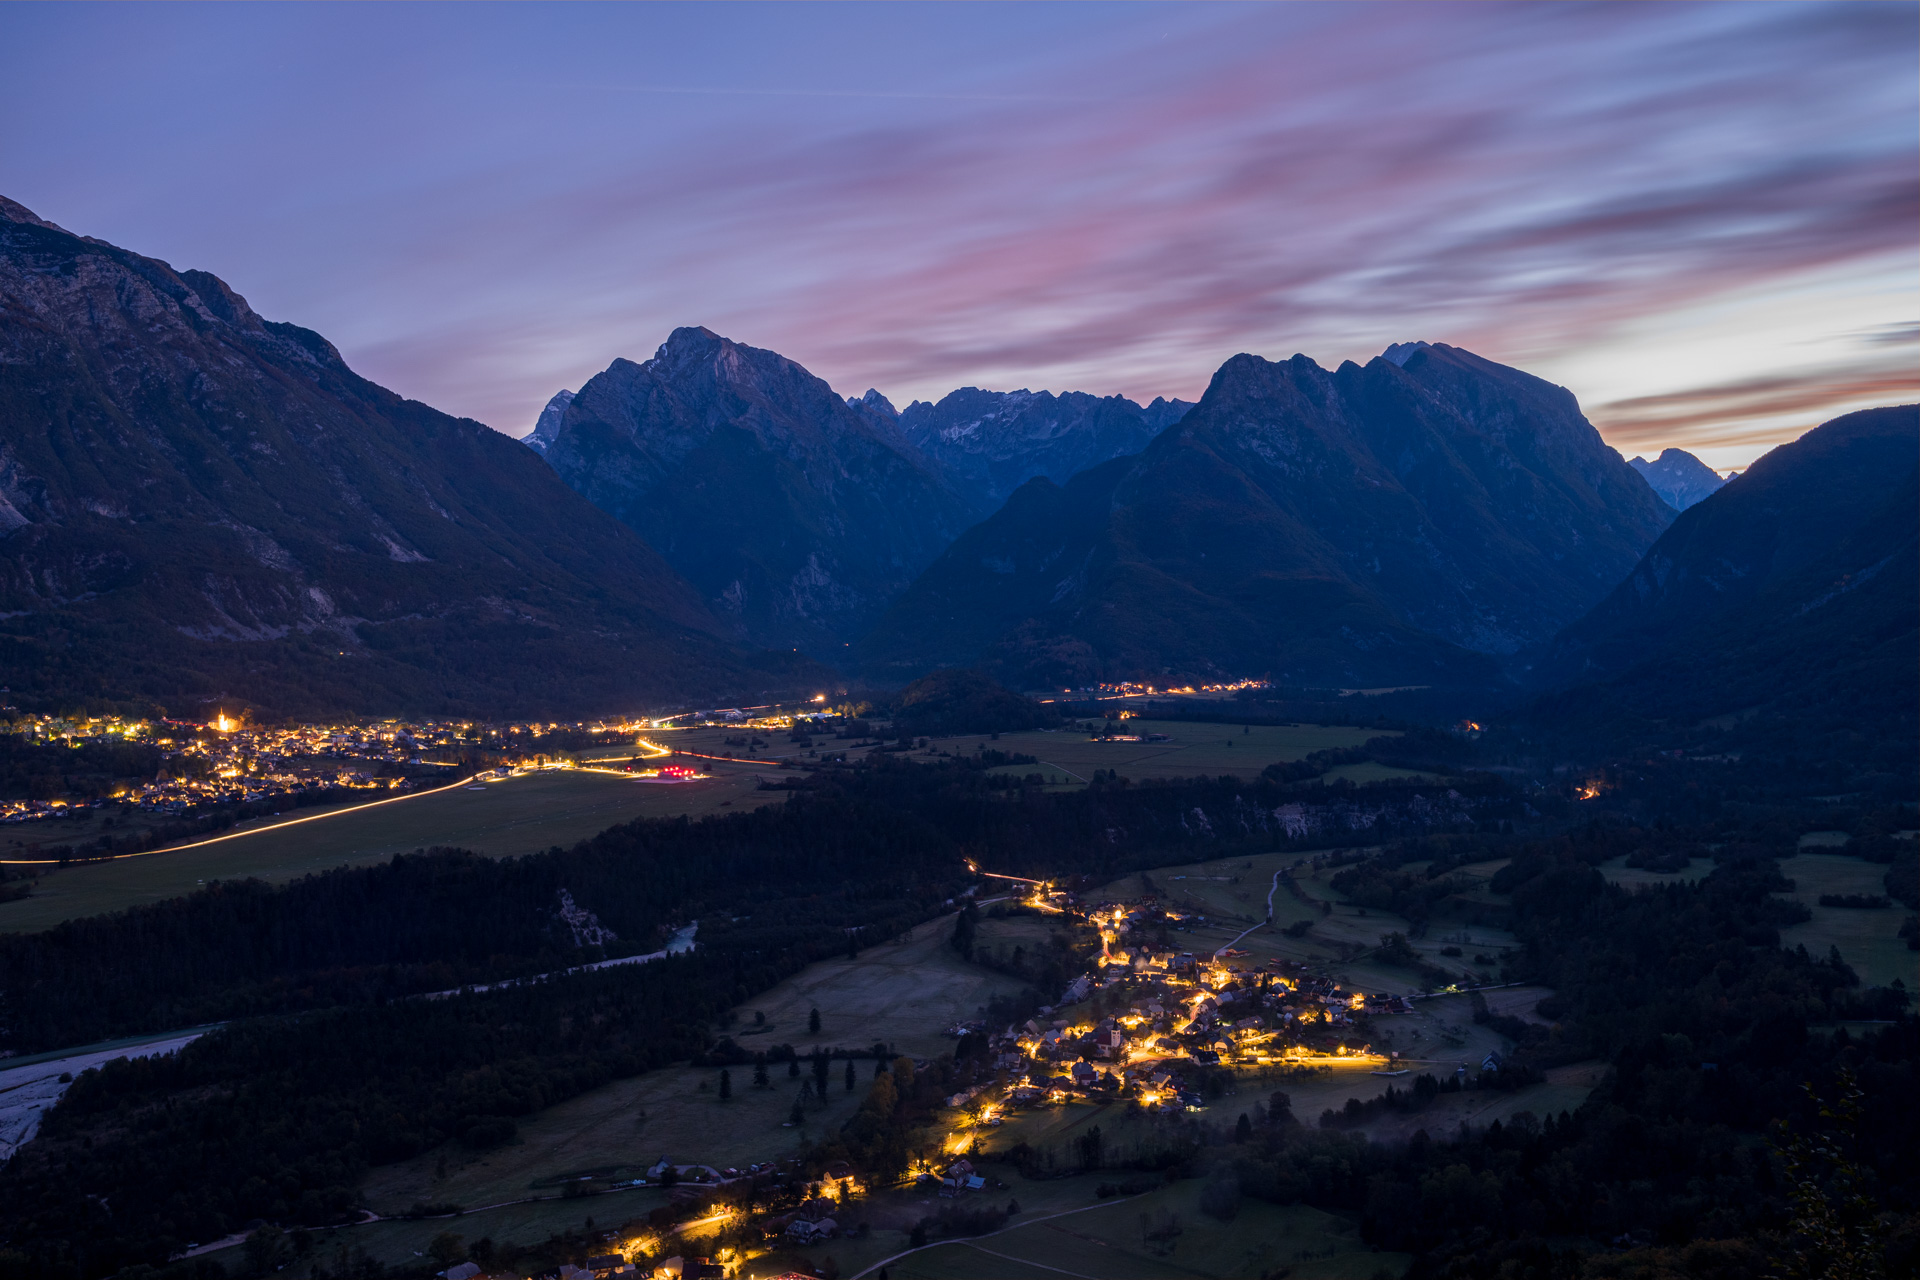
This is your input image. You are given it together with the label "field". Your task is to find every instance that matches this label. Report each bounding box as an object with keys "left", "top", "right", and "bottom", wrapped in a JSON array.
[
  {"left": 1597, "top": 856, "right": 1715, "bottom": 888},
  {"left": 975, "top": 721, "right": 1396, "bottom": 786},
  {"left": 1599, "top": 851, "right": 1910, "bottom": 989},
  {"left": 0, "top": 766, "right": 780, "bottom": 934},
  {"left": 1773, "top": 853, "right": 1912, "bottom": 989},
  {"left": 875, "top": 1178, "right": 1405, "bottom": 1280},
  {"left": 1082, "top": 850, "right": 1513, "bottom": 993},
  {"left": 1354, "top": 1060, "right": 1605, "bottom": 1145},
  {"left": 360, "top": 1056, "right": 868, "bottom": 1219},
  {"left": 730, "top": 912, "right": 1031, "bottom": 1059}
]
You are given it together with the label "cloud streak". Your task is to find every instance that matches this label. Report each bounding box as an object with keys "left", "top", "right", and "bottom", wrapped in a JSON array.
[{"left": 1, "top": 2, "right": 1912, "bottom": 465}]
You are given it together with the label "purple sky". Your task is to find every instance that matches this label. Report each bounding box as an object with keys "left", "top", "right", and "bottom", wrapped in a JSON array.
[{"left": 4, "top": 2, "right": 1914, "bottom": 469}]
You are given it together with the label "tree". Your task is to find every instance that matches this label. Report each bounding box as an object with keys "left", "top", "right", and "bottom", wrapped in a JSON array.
[
  {"left": 1235, "top": 1113, "right": 1253, "bottom": 1143},
  {"left": 718, "top": 1069, "right": 732, "bottom": 1101},
  {"left": 789, "top": 1096, "right": 805, "bottom": 1126},
  {"left": 813, "top": 1050, "right": 831, "bottom": 1090},
  {"left": 754, "top": 1056, "right": 770, "bottom": 1089},
  {"left": 243, "top": 1225, "right": 290, "bottom": 1277},
  {"left": 1773, "top": 1071, "right": 1887, "bottom": 1280},
  {"left": 909, "top": 1223, "right": 927, "bottom": 1249},
  {"left": 951, "top": 902, "right": 978, "bottom": 960},
  {"left": 426, "top": 1231, "right": 466, "bottom": 1266},
  {"left": 809, "top": 1007, "right": 822, "bottom": 1034},
  {"left": 789, "top": 1056, "right": 801, "bottom": 1079},
  {"left": 845, "top": 1060, "right": 857, "bottom": 1092}
]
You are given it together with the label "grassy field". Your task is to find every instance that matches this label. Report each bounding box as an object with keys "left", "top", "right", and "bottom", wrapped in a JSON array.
[
  {"left": 1597, "top": 856, "right": 1715, "bottom": 888},
  {"left": 0, "top": 766, "right": 781, "bottom": 934},
  {"left": 1600, "top": 851, "right": 1911, "bottom": 988},
  {"left": 1773, "top": 853, "right": 1912, "bottom": 989},
  {"left": 975, "top": 721, "right": 1394, "bottom": 787},
  {"left": 1082, "top": 851, "right": 1508, "bottom": 993},
  {"left": 1356, "top": 1060, "right": 1604, "bottom": 1145},
  {"left": 732, "top": 912, "right": 1030, "bottom": 1059},
  {"left": 881, "top": 1178, "right": 1404, "bottom": 1280},
  {"left": 361, "top": 1056, "right": 868, "bottom": 1218}
]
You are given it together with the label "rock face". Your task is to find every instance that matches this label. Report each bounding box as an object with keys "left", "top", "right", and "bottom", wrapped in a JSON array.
[
  {"left": 0, "top": 196, "right": 814, "bottom": 716},
  {"left": 520, "top": 389, "right": 575, "bottom": 456},
  {"left": 893, "top": 388, "right": 1192, "bottom": 515},
  {"left": 1628, "top": 447, "right": 1725, "bottom": 510},
  {"left": 1543, "top": 405, "right": 1917, "bottom": 729},
  {"left": 856, "top": 343, "right": 1672, "bottom": 689},
  {"left": 543, "top": 328, "right": 974, "bottom": 654}
]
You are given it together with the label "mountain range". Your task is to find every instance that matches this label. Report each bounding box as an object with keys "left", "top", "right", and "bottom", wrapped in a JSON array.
[
  {"left": 887, "top": 386, "right": 1191, "bottom": 514},
  {"left": 855, "top": 342, "right": 1674, "bottom": 689},
  {"left": 1628, "top": 447, "right": 1725, "bottom": 510},
  {"left": 0, "top": 197, "right": 818, "bottom": 717},
  {"left": 5, "top": 192, "right": 1907, "bottom": 731}
]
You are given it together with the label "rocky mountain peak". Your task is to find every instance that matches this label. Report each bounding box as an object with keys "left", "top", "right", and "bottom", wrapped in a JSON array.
[
  {"left": 1382, "top": 340, "right": 1432, "bottom": 367},
  {"left": 1628, "top": 446, "right": 1726, "bottom": 510},
  {"left": 852, "top": 388, "right": 899, "bottom": 418},
  {"left": 540, "top": 328, "right": 971, "bottom": 653},
  {"left": 897, "top": 385, "right": 1192, "bottom": 514},
  {"left": 520, "top": 389, "right": 575, "bottom": 456}
]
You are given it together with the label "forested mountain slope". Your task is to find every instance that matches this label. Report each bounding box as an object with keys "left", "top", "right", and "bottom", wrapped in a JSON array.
[
  {"left": 0, "top": 197, "right": 815, "bottom": 717},
  {"left": 1538, "top": 404, "right": 1919, "bottom": 744},
  {"left": 543, "top": 328, "right": 975, "bottom": 655}
]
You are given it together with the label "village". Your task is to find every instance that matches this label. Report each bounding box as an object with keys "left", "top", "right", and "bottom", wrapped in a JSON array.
[{"left": 463, "top": 869, "right": 1515, "bottom": 1280}]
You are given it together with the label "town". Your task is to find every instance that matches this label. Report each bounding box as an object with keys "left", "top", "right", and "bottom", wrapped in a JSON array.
[{"left": 0, "top": 705, "right": 843, "bottom": 832}]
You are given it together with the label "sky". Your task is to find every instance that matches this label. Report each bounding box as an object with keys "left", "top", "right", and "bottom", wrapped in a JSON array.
[{"left": 2, "top": 2, "right": 1914, "bottom": 471}]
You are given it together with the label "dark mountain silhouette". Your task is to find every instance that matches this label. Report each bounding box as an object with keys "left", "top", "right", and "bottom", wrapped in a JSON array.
[
  {"left": 519, "top": 389, "right": 574, "bottom": 456},
  {"left": 1628, "top": 446, "right": 1725, "bottom": 510},
  {"left": 1540, "top": 405, "right": 1918, "bottom": 737},
  {"left": 856, "top": 343, "right": 1671, "bottom": 689},
  {"left": 885, "top": 387, "right": 1192, "bottom": 514},
  {"left": 542, "top": 328, "right": 974, "bottom": 655},
  {"left": 0, "top": 197, "right": 817, "bottom": 717}
]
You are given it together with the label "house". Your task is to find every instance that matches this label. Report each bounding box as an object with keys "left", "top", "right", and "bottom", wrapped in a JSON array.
[
  {"left": 940, "top": 1158, "right": 978, "bottom": 1195},
  {"left": 1482, "top": 1052, "right": 1503, "bottom": 1073},
  {"left": 444, "top": 1265, "right": 483, "bottom": 1280},
  {"left": 587, "top": 1256, "right": 625, "bottom": 1275},
  {"left": 786, "top": 1217, "right": 838, "bottom": 1243}
]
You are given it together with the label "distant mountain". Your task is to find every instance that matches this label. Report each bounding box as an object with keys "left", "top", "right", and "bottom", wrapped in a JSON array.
[
  {"left": 889, "top": 387, "right": 1192, "bottom": 514},
  {"left": 520, "top": 389, "right": 574, "bottom": 456},
  {"left": 542, "top": 328, "right": 974, "bottom": 654},
  {"left": 1628, "top": 447, "right": 1725, "bottom": 510},
  {"left": 1540, "top": 405, "right": 1918, "bottom": 737},
  {"left": 856, "top": 343, "right": 1672, "bottom": 689},
  {"left": 0, "top": 197, "right": 817, "bottom": 717}
]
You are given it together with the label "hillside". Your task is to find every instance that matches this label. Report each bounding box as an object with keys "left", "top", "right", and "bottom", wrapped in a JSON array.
[
  {"left": 857, "top": 343, "right": 1671, "bottom": 689},
  {"left": 0, "top": 197, "right": 817, "bottom": 718},
  {"left": 890, "top": 386, "right": 1191, "bottom": 514},
  {"left": 1538, "top": 405, "right": 1919, "bottom": 744},
  {"left": 542, "top": 328, "right": 974, "bottom": 655}
]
